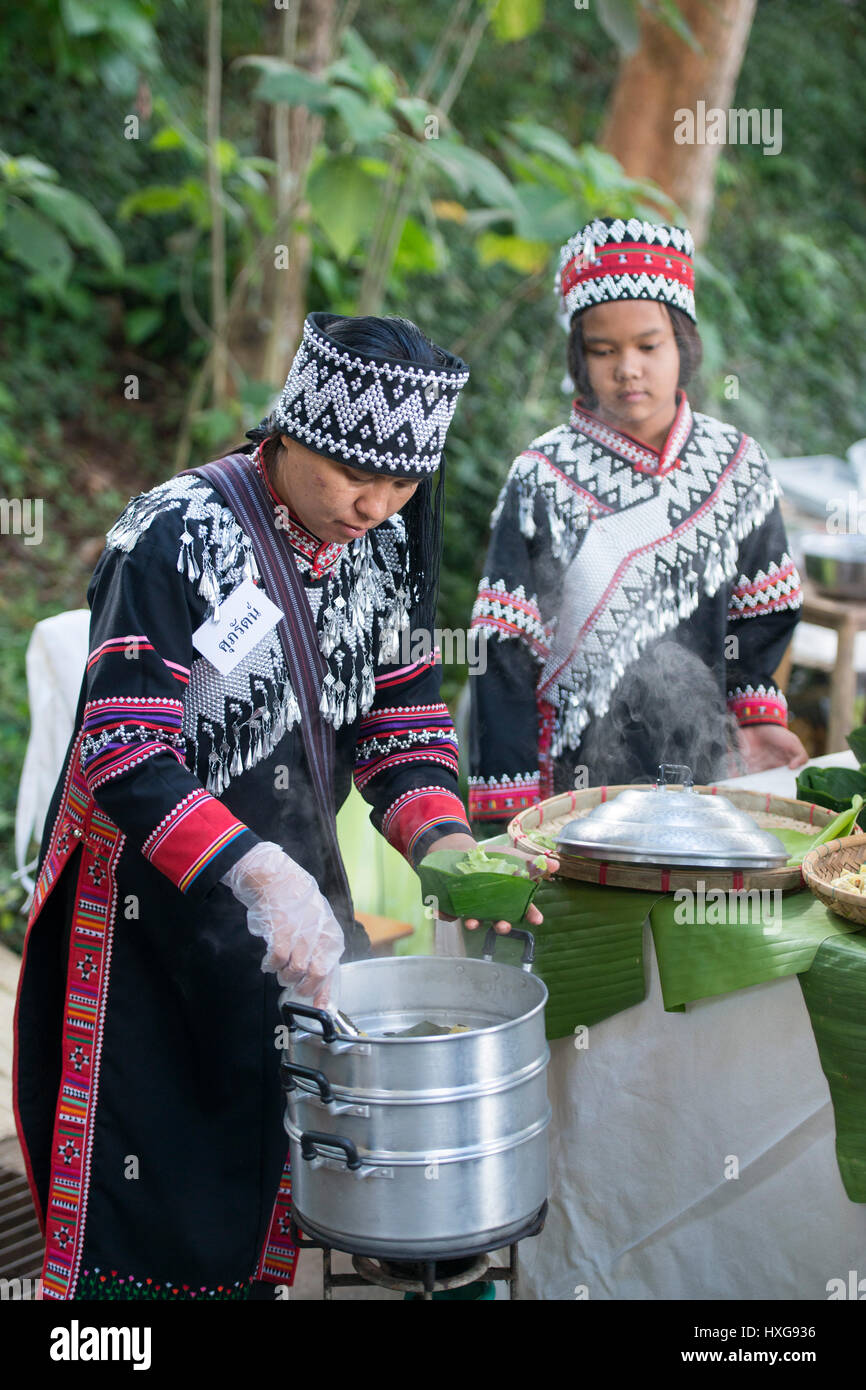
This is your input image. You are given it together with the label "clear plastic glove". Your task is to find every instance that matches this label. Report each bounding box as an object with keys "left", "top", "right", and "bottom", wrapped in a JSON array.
[{"left": 221, "top": 841, "right": 343, "bottom": 1010}]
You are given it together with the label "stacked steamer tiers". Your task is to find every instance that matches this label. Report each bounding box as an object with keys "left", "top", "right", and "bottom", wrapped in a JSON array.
[{"left": 280, "top": 930, "right": 550, "bottom": 1297}]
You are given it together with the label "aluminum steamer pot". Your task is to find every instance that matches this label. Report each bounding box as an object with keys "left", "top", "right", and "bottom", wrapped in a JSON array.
[{"left": 279, "top": 929, "right": 550, "bottom": 1259}]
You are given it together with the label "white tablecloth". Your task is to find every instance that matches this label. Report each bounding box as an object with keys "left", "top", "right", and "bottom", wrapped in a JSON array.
[{"left": 440, "top": 757, "right": 866, "bottom": 1300}]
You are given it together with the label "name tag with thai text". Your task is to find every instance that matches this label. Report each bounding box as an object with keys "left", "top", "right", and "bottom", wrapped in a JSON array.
[{"left": 192, "top": 577, "right": 283, "bottom": 675}]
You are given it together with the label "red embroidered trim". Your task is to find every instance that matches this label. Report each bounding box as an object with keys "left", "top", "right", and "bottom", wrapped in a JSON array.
[
  {"left": 253, "top": 447, "right": 346, "bottom": 577},
  {"left": 468, "top": 776, "right": 541, "bottom": 821},
  {"left": 40, "top": 829, "right": 124, "bottom": 1299},
  {"left": 382, "top": 786, "right": 470, "bottom": 861},
  {"left": 569, "top": 391, "right": 693, "bottom": 477},
  {"left": 143, "top": 792, "right": 249, "bottom": 893},
  {"left": 255, "top": 1151, "right": 299, "bottom": 1287},
  {"left": 373, "top": 651, "right": 439, "bottom": 690},
  {"left": 727, "top": 688, "right": 788, "bottom": 727},
  {"left": 561, "top": 243, "right": 694, "bottom": 296}
]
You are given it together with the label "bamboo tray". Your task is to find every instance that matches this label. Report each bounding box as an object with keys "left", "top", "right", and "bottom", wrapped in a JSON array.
[
  {"left": 508, "top": 785, "right": 837, "bottom": 893},
  {"left": 803, "top": 834, "right": 866, "bottom": 925}
]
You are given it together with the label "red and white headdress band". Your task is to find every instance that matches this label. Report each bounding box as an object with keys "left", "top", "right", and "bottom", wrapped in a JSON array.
[{"left": 555, "top": 217, "right": 696, "bottom": 324}]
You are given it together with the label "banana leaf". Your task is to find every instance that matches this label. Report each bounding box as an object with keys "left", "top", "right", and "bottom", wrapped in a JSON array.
[
  {"left": 461, "top": 879, "right": 660, "bottom": 1040},
  {"left": 774, "top": 794, "right": 864, "bottom": 865},
  {"left": 798, "top": 931, "right": 866, "bottom": 1202},
  {"left": 416, "top": 848, "right": 538, "bottom": 922},
  {"left": 649, "top": 889, "right": 860, "bottom": 1011}
]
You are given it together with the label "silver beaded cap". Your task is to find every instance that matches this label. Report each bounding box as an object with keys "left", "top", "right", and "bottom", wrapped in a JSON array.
[{"left": 270, "top": 313, "right": 470, "bottom": 477}]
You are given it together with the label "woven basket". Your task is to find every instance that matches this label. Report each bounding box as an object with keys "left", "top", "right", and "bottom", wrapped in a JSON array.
[
  {"left": 802, "top": 834, "right": 866, "bottom": 926},
  {"left": 508, "top": 785, "right": 837, "bottom": 894}
]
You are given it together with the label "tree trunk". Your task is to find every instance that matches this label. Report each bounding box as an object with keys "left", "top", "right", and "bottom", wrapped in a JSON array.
[
  {"left": 227, "top": 0, "right": 337, "bottom": 393},
  {"left": 206, "top": 0, "right": 228, "bottom": 404},
  {"left": 263, "top": 0, "right": 336, "bottom": 388},
  {"left": 600, "top": 0, "right": 758, "bottom": 246}
]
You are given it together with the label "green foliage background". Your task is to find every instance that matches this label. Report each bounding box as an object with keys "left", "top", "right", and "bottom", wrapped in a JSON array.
[{"left": 1, "top": 0, "right": 864, "bottom": 942}]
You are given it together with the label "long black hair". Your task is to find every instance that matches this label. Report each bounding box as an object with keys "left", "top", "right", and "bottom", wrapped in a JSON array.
[
  {"left": 566, "top": 303, "right": 703, "bottom": 409},
  {"left": 241, "top": 314, "right": 458, "bottom": 634}
]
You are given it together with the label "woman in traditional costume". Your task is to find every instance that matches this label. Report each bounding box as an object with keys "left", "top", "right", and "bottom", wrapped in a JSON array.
[
  {"left": 14, "top": 313, "right": 540, "bottom": 1302},
  {"left": 468, "top": 217, "right": 807, "bottom": 826}
]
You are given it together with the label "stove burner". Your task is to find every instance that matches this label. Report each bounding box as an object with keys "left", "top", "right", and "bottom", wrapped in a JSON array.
[{"left": 354, "top": 1252, "right": 490, "bottom": 1297}]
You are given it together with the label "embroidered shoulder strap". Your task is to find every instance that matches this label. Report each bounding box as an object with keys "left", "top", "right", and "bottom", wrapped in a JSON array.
[{"left": 183, "top": 453, "right": 354, "bottom": 934}]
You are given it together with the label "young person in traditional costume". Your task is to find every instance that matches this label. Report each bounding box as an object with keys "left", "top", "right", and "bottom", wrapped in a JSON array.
[
  {"left": 14, "top": 313, "right": 545, "bottom": 1303},
  {"left": 468, "top": 217, "right": 807, "bottom": 827}
]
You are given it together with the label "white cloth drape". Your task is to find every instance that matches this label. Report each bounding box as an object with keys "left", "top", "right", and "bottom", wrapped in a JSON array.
[{"left": 14, "top": 610, "right": 90, "bottom": 905}]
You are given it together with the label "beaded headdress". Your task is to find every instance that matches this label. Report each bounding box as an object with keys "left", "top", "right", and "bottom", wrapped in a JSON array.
[
  {"left": 267, "top": 312, "right": 470, "bottom": 478},
  {"left": 555, "top": 217, "right": 696, "bottom": 325}
]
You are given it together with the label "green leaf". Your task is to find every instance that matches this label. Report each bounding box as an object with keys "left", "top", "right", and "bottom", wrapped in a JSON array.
[
  {"left": 650, "top": 889, "right": 858, "bottom": 1011},
  {"left": 2, "top": 203, "right": 73, "bottom": 284},
  {"left": 421, "top": 141, "right": 521, "bottom": 215},
  {"left": 510, "top": 182, "right": 582, "bottom": 242},
  {"left": 847, "top": 726, "right": 866, "bottom": 765},
  {"left": 60, "top": 0, "right": 103, "bottom": 37},
  {"left": 394, "top": 97, "right": 437, "bottom": 138},
  {"left": 328, "top": 87, "right": 395, "bottom": 144},
  {"left": 505, "top": 120, "right": 583, "bottom": 170},
  {"left": 595, "top": 0, "right": 641, "bottom": 55},
  {"left": 796, "top": 766, "right": 866, "bottom": 813},
  {"left": 306, "top": 156, "right": 380, "bottom": 260},
  {"left": 393, "top": 216, "right": 440, "bottom": 274},
  {"left": 28, "top": 183, "right": 123, "bottom": 273},
  {"left": 118, "top": 185, "right": 191, "bottom": 219},
  {"left": 799, "top": 932, "right": 866, "bottom": 1201},
  {"left": 655, "top": 0, "right": 701, "bottom": 53},
  {"left": 124, "top": 306, "right": 162, "bottom": 344},
  {"left": 242, "top": 58, "right": 334, "bottom": 112},
  {"left": 491, "top": 0, "right": 545, "bottom": 42},
  {"left": 477, "top": 231, "right": 549, "bottom": 272},
  {"left": 1, "top": 153, "right": 58, "bottom": 184},
  {"left": 340, "top": 27, "right": 380, "bottom": 79},
  {"left": 150, "top": 127, "right": 187, "bottom": 152},
  {"left": 462, "top": 879, "right": 657, "bottom": 1040},
  {"left": 417, "top": 849, "right": 538, "bottom": 922}
]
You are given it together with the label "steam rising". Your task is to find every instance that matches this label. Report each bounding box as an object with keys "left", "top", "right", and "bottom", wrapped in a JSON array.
[{"left": 577, "top": 639, "right": 743, "bottom": 786}]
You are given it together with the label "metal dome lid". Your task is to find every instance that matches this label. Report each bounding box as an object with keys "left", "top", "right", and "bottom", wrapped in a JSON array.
[{"left": 555, "top": 765, "right": 789, "bottom": 869}]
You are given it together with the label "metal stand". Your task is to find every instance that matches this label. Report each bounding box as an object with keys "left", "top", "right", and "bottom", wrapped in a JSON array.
[{"left": 291, "top": 1203, "right": 546, "bottom": 1301}]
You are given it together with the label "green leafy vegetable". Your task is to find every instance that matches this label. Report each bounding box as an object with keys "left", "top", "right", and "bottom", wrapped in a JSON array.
[
  {"left": 530, "top": 832, "right": 559, "bottom": 852},
  {"left": 454, "top": 846, "right": 530, "bottom": 877}
]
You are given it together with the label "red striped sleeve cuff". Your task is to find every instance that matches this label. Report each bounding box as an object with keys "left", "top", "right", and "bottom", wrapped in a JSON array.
[
  {"left": 141, "top": 789, "right": 260, "bottom": 898},
  {"left": 381, "top": 786, "right": 471, "bottom": 867}
]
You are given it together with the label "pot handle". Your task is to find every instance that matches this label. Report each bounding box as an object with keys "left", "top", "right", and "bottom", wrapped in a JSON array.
[
  {"left": 657, "top": 763, "right": 693, "bottom": 791},
  {"left": 279, "top": 998, "right": 338, "bottom": 1044},
  {"left": 482, "top": 926, "right": 535, "bottom": 971},
  {"left": 300, "top": 1129, "right": 362, "bottom": 1172},
  {"left": 280, "top": 1060, "right": 334, "bottom": 1106}
]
